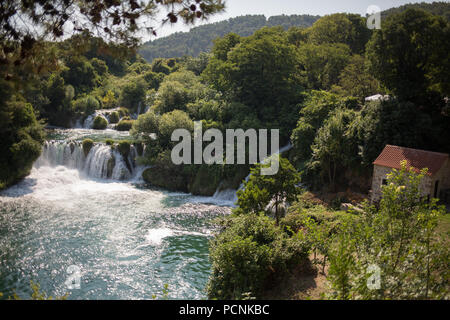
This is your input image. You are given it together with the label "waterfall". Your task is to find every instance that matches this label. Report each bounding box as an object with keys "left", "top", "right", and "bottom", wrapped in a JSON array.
[
  {"left": 82, "top": 109, "right": 119, "bottom": 129},
  {"left": 212, "top": 142, "right": 294, "bottom": 203},
  {"left": 36, "top": 140, "right": 139, "bottom": 181}
]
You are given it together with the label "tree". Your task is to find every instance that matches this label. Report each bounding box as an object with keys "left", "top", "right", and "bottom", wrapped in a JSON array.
[
  {"left": 297, "top": 43, "right": 351, "bottom": 90},
  {"left": 0, "top": 93, "right": 44, "bottom": 190},
  {"left": 42, "top": 72, "right": 74, "bottom": 126},
  {"left": 139, "top": 14, "right": 320, "bottom": 62},
  {"left": 131, "top": 110, "right": 160, "bottom": 144},
  {"left": 236, "top": 157, "right": 301, "bottom": 225},
  {"left": 332, "top": 55, "right": 380, "bottom": 102},
  {"left": 310, "top": 108, "right": 359, "bottom": 188},
  {"left": 327, "top": 163, "right": 449, "bottom": 299},
  {"left": 72, "top": 95, "right": 100, "bottom": 116},
  {"left": 62, "top": 55, "right": 99, "bottom": 93},
  {"left": 366, "top": 8, "right": 450, "bottom": 104},
  {"left": 203, "top": 27, "right": 303, "bottom": 140},
  {"left": 120, "top": 77, "right": 147, "bottom": 111},
  {"left": 102, "top": 90, "right": 118, "bottom": 109},
  {"left": 207, "top": 213, "right": 310, "bottom": 299},
  {"left": 290, "top": 91, "right": 357, "bottom": 166},
  {"left": 0, "top": 0, "right": 225, "bottom": 74},
  {"left": 308, "top": 13, "right": 372, "bottom": 54},
  {"left": 0, "top": 0, "right": 225, "bottom": 192},
  {"left": 152, "top": 70, "right": 210, "bottom": 114},
  {"left": 158, "top": 110, "right": 193, "bottom": 148},
  {"left": 353, "top": 99, "right": 436, "bottom": 167}
]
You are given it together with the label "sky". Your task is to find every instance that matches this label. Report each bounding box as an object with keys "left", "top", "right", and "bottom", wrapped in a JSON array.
[{"left": 148, "top": 0, "right": 441, "bottom": 40}]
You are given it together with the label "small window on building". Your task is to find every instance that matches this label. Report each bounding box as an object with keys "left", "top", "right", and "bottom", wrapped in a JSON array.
[{"left": 382, "top": 179, "right": 387, "bottom": 186}]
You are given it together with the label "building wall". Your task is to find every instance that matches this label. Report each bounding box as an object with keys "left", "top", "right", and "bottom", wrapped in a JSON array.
[
  {"left": 371, "top": 165, "right": 435, "bottom": 202},
  {"left": 371, "top": 165, "right": 391, "bottom": 202},
  {"left": 433, "top": 159, "right": 450, "bottom": 199}
]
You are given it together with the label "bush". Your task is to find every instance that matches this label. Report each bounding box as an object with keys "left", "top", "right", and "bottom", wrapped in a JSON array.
[
  {"left": 130, "top": 110, "right": 160, "bottom": 139},
  {"left": 82, "top": 139, "right": 94, "bottom": 156},
  {"left": 93, "top": 116, "right": 108, "bottom": 129},
  {"left": 117, "top": 141, "right": 131, "bottom": 158},
  {"left": 326, "top": 163, "right": 450, "bottom": 299},
  {"left": 72, "top": 95, "right": 100, "bottom": 116},
  {"left": 0, "top": 98, "right": 44, "bottom": 190},
  {"left": 207, "top": 214, "right": 310, "bottom": 299},
  {"left": 142, "top": 150, "right": 189, "bottom": 192},
  {"left": 109, "top": 111, "right": 120, "bottom": 124},
  {"left": 117, "top": 107, "right": 130, "bottom": 118},
  {"left": 116, "top": 120, "right": 134, "bottom": 131},
  {"left": 105, "top": 139, "right": 115, "bottom": 146}
]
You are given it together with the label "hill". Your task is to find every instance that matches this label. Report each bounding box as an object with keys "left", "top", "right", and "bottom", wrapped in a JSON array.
[
  {"left": 382, "top": 1, "right": 450, "bottom": 21},
  {"left": 139, "top": 14, "right": 320, "bottom": 61}
]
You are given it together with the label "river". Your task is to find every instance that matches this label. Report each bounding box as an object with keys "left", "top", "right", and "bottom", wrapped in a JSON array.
[{"left": 0, "top": 129, "right": 232, "bottom": 300}]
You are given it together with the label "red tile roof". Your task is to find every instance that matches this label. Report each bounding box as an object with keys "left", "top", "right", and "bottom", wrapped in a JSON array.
[{"left": 373, "top": 145, "right": 449, "bottom": 176}]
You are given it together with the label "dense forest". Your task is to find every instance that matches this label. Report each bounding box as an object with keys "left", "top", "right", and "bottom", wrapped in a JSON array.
[
  {"left": 141, "top": 2, "right": 450, "bottom": 62},
  {"left": 0, "top": 0, "right": 449, "bottom": 301},
  {"left": 139, "top": 14, "right": 321, "bottom": 61},
  {"left": 381, "top": 1, "right": 450, "bottom": 20}
]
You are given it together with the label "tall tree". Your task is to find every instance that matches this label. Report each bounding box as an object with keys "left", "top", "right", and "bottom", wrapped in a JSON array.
[
  {"left": 236, "top": 157, "right": 301, "bottom": 225},
  {"left": 203, "top": 27, "right": 303, "bottom": 140},
  {"left": 366, "top": 8, "right": 450, "bottom": 105},
  {"left": 308, "top": 13, "right": 371, "bottom": 54}
]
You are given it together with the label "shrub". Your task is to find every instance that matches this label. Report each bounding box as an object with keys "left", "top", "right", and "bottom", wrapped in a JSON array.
[
  {"left": 93, "top": 116, "right": 108, "bottom": 129},
  {"left": 117, "top": 107, "right": 130, "bottom": 118},
  {"left": 0, "top": 97, "right": 45, "bottom": 190},
  {"left": 207, "top": 214, "right": 310, "bottom": 299},
  {"left": 72, "top": 95, "right": 100, "bottom": 116},
  {"left": 82, "top": 139, "right": 94, "bottom": 156},
  {"left": 109, "top": 111, "right": 120, "bottom": 124},
  {"left": 116, "top": 120, "right": 134, "bottom": 131},
  {"left": 117, "top": 141, "right": 131, "bottom": 158},
  {"left": 130, "top": 110, "right": 160, "bottom": 139},
  {"left": 105, "top": 139, "right": 114, "bottom": 146},
  {"left": 326, "top": 163, "right": 450, "bottom": 299}
]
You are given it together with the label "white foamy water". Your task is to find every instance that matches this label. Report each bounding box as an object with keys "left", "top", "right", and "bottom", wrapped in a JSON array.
[
  {"left": 0, "top": 134, "right": 231, "bottom": 300},
  {"left": 145, "top": 228, "right": 175, "bottom": 246}
]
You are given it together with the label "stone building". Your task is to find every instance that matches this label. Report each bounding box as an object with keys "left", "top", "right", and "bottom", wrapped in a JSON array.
[{"left": 371, "top": 145, "right": 450, "bottom": 202}]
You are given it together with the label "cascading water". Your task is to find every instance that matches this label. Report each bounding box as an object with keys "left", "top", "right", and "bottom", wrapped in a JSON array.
[
  {"left": 212, "top": 142, "right": 294, "bottom": 204},
  {"left": 0, "top": 128, "right": 231, "bottom": 300},
  {"left": 36, "top": 140, "right": 136, "bottom": 181}
]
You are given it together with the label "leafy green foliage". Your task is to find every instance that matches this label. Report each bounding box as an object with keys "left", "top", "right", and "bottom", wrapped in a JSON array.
[
  {"left": 120, "top": 78, "right": 147, "bottom": 111},
  {"left": 331, "top": 54, "right": 380, "bottom": 102},
  {"left": 290, "top": 91, "right": 357, "bottom": 167},
  {"left": 92, "top": 116, "right": 107, "bottom": 130},
  {"left": 117, "top": 141, "right": 131, "bottom": 159},
  {"left": 82, "top": 139, "right": 94, "bottom": 157},
  {"left": 72, "top": 95, "right": 100, "bottom": 117},
  {"left": 366, "top": 8, "right": 450, "bottom": 103},
  {"left": 158, "top": 110, "right": 194, "bottom": 148},
  {"left": 108, "top": 111, "right": 120, "bottom": 124},
  {"left": 203, "top": 27, "right": 304, "bottom": 141},
  {"left": 326, "top": 164, "right": 449, "bottom": 299},
  {"left": 139, "top": 14, "right": 320, "bottom": 61},
  {"left": 152, "top": 70, "right": 209, "bottom": 114},
  {"left": 353, "top": 99, "right": 437, "bottom": 167},
  {"left": 308, "top": 13, "right": 371, "bottom": 54},
  {"left": 207, "top": 213, "right": 310, "bottom": 299},
  {"left": 0, "top": 93, "right": 44, "bottom": 190},
  {"left": 297, "top": 43, "right": 351, "bottom": 90},
  {"left": 310, "top": 108, "right": 359, "bottom": 187},
  {"left": 116, "top": 120, "right": 134, "bottom": 132},
  {"left": 235, "top": 157, "right": 301, "bottom": 225}
]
